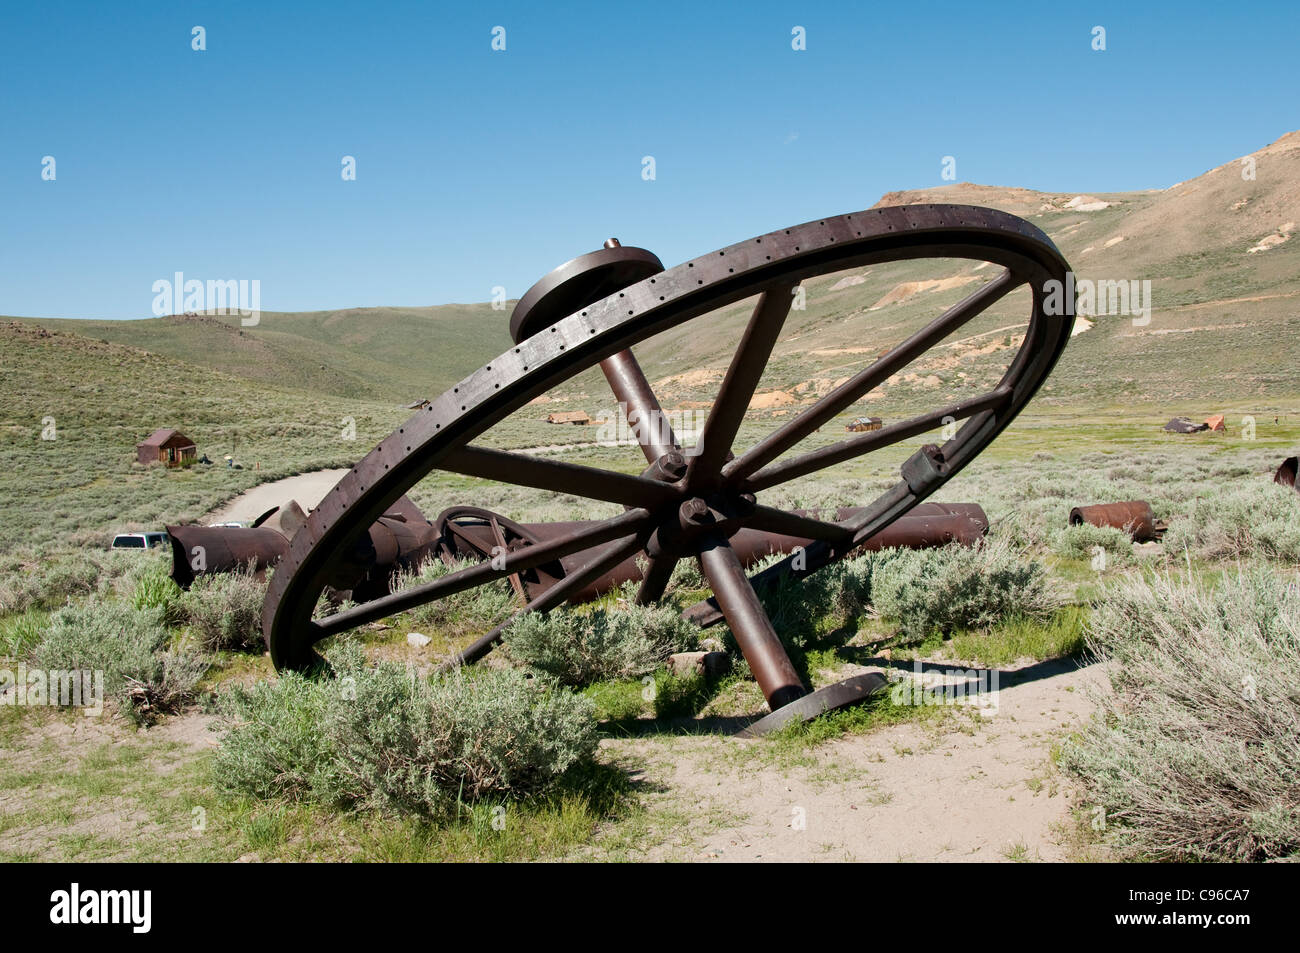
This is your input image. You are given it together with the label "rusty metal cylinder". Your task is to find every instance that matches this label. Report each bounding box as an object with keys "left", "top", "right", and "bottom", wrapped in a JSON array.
[
  {"left": 1275, "top": 456, "right": 1299, "bottom": 491},
  {"left": 433, "top": 503, "right": 989, "bottom": 606},
  {"left": 727, "top": 506, "right": 988, "bottom": 564},
  {"left": 168, "top": 495, "right": 438, "bottom": 594},
  {"left": 166, "top": 525, "right": 289, "bottom": 589},
  {"left": 1068, "top": 501, "right": 1159, "bottom": 542}
]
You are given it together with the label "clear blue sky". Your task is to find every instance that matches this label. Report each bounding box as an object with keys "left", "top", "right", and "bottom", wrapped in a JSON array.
[{"left": 2, "top": 1, "right": 1295, "bottom": 319}]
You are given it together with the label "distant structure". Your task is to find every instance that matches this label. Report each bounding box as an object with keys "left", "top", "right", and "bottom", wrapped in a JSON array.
[
  {"left": 846, "top": 415, "right": 883, "bottom": 433},
  {"left": 403, "top": 399, "right": 431, "bottom": 410},
  {"left": 1163, "top": 415, "right": 1226, "bottom": 434},
  {"left": 1163, "top": 416, "right": 1208, "bottom": 434},
  {"left": 546, "top": 411, "right": 592, "bottom": 425},
  {"left": 136, "top": 428, "right": 197, "bottom": 467}
]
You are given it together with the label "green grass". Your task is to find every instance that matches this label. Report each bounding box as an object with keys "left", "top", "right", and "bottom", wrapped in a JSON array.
[
  {"left": 732, "top": 689, "right": 953, "bottom": 770},
  {"left": 0, "top": 707, "right": 647, "bottom": 863},
  {"left": 903, "top": 607, "right": 1089, "bottom": 668}
]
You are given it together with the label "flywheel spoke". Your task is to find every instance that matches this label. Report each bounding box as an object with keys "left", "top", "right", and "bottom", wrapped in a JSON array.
[
  {"left": 685, "top": 284, "right": 797, "bottom": 489},
  {"left": 313, "top": 507, "right": 653, "bottom": 637},
  {"left": 440, "top": 444, "right": 682, "bottom": 508},
  {"left": 442, "top": 529, "right": 652, "bottom": 668},
  {"left": 635, "top": 552, "right": 679, "bottom": 605},
  {"left": 743, "top": 386, "right": 1013, "bottom": 492},
  {"left": 742, "top": 504, "right": 855, "bottom": 544},
  {"left": 724, "top": 269, "right": 1020, "bottom": 483},
  {"left": 697, "top": 535, "right": 806, "bottom": 710}
]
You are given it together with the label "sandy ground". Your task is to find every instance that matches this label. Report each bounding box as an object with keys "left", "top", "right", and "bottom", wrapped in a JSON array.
[
  {"left": 617, "top": 656, "right": 1103, "bottom": 862},
  {"left": 206, "top": 469, "right": 347, "bottom": 523},
  {"left": 2, "top": 656, "right": 1101, "bottom": 862}
]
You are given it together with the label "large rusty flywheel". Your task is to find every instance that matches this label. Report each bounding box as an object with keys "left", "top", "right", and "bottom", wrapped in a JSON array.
[{"left": 262, "top": 205, "right": 1074, "bottom": 735}]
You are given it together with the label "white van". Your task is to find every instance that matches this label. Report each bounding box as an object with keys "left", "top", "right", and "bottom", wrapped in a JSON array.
[{"left": 111, "top": 532, "right": 169, "bottom": 550}]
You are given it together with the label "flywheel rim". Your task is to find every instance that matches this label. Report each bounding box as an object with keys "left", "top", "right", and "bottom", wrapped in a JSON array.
[{"left": 263, "top": 204, "right": 1074, "bottom": 673}]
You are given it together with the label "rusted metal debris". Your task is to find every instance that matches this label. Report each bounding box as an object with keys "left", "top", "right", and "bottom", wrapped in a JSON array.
[
  {"left": 1276, "top": 456, "right": 1299, "bottom": 491},
  {"left": 1163, "top": 415, "right": 1226, "bottom": 435},
  {"left": 168, "top": 495, "right": 438, "bottom": 600},
  {"left": 431, "top": 501, "right": 988, "bottom": 605},
  {"left": 1068, "top": 501, "right": 1164, "bottom": 542},
  {"left": 261, "top": 204, "right": 1075, "bottom": 734},
  {"left": 179, "top": 496, "right": 988, "bottom": 607},
  {"left": 167, "top": 525, "right": 288, "bottom": 589}
]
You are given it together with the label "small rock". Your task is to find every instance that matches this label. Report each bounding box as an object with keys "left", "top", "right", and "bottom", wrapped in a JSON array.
[
  {"left": 667, "top": 652, "right": 707, "bottom": 677},
  {"left": 667, "top": 651, "right": 730, "bottom": 677},
  {"left": 407, "top": 632, "right": 432, "bottom": 648}
]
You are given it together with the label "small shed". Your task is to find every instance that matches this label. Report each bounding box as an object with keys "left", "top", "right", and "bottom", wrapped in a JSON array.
[
  {"left": 1204, "top": 414, "right": 1226, "bottom": 432},
  {"left": 136, "top": 428, "right": 197, "bottom": 467},
  {"left": 1163, "top": 417, "right": 1208, "bottom": 434},
  {"left": 546, "top": 411, "right": 592, "bottom": 425},
  {"left": 846, "top": 416, "right": 883, "bottom": 433}
]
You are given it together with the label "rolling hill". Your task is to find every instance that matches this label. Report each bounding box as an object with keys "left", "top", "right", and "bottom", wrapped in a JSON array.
[
  {"left": 612, "top": 130, "right": 1300, "bottom": 415},
  {"left": 2, "top": 131, "right": 1297, "bottom": 554},
  {"left": 21, "top": 303, "right": 515, "bottom": 404},
  {"left": 8, "top": 131, "right": 1298, "bottom": 418}
]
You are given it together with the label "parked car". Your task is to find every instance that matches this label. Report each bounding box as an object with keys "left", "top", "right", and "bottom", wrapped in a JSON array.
[
  {"left": 110, "top": 532, "right": 169, "bottom": 550},
  {"left": 207, "top": 521, "right": 246, "bottom": 528}
]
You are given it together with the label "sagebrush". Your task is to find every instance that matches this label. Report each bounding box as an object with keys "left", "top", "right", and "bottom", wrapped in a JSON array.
[
  {"left": 503, "top": 582, "right": 697, "bottom": 686},
  {"left": 1163, "top": 482, "right": 1300, "bottom": 562},
  {"left": 178, "top": 566, "right": 266, "bottom": 651},
  {"left": 214, "top": 642, "right": 599, "bottom": 818},
  {"left": 870, "top": 538, "right": 1060, "bottom": 643},
  {"left": 29, "top": 601, "right": 207, "bottom": 722},
  {"left": 1059, "top": 567, "right": 1300, "bottom": 861}
]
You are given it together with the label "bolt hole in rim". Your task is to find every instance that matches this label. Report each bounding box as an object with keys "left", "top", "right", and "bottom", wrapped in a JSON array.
[{"left": 263, "top": 204, "right": 1074, "bottom": 733}]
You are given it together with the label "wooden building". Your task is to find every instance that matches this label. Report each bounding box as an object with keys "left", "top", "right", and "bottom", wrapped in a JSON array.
[
  {"left": 546, "top": 411, "right": 593, "bottom": 425},
  {"left": 136, "top": 428, "right": 197, "bottom": 467},
  {"left": 846, "top": 416, "right": 883, "bottom": 433}
]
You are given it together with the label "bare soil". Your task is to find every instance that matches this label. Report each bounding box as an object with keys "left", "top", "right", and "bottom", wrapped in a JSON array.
[
  {"left": 205, "top": 469, "right": 348, "bottom": 523},
  {"left": 611, "top": 657, "right": 1103, "bottom": 862}
]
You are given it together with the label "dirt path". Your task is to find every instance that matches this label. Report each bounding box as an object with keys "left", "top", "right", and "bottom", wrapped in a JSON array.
[
  {"left": 205, "top": 469, "right": 348, "bottom": 523},
  {"left": 3, "top": 655, "right": 1101, "bottom": 862},
  {"left": 614, "top": 657, "right": 1102, "bottom": 862}
]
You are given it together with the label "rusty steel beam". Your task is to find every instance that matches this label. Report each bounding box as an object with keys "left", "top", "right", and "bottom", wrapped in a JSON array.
[{"left": 1068, "top": 501, "right": 1162, "bottom": 542}]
